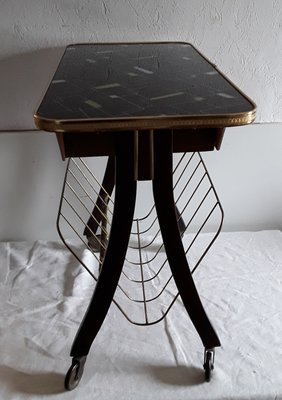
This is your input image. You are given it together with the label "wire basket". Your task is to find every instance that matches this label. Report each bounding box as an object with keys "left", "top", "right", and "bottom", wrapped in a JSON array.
[{"left": 57, "top": 152, "right": 223, "bottom": 325}]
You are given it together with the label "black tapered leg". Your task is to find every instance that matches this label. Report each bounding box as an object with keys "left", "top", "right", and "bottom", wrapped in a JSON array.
[
  {"left": 71, "top": 133, "right": 137, "bottom": 357},
  {"left": 84, "top": 156, "right": 115, "bottom": 238},
  {"left": 152, "top": 130, "right": 220, "bottom": 349}
]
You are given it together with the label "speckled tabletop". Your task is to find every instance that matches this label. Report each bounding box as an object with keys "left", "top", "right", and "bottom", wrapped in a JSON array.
[{"left": 35, "top": 42, "right": 255, "bottom": 128}]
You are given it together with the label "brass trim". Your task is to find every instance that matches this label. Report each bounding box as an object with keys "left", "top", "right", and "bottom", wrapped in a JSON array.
[
  {"left": 34, "top": 110, "right": 256, "bottom": 133},
  {"left": 33, "top": 41, "right": 257, "bottom": 133}
]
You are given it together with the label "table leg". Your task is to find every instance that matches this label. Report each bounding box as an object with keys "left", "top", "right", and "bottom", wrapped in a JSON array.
[
  {"left": 152, "top": 130, "right": 220, "bottom": 350},
  {"left": 83, "top": 155, "right": 115, "bottom": 239},
  {"left": 84, "top": 153, "right": 185, "bottom": 244},
  {"left": 65, "top": 133, "right": 137, "bottom": 390}
]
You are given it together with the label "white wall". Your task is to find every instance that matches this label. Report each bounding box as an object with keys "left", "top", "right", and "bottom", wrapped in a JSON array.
[
  {"left": 204, "top": 123, "right": 282, "bottom": 233},
  {"left": 1, "top": 0, "right": 282, "bottom": 128},
  {"left": 0, "top": 0, "right": 281, "bottom": 240}
]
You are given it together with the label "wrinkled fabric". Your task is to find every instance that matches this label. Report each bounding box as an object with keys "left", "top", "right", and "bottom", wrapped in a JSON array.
[{"left": 1, "top": 231, "right": 282, "bottom": 400}]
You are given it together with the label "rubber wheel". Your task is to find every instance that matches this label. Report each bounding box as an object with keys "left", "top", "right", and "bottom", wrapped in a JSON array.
[{"left": 64, "top": 361, "right": 83, "bottom": 391}]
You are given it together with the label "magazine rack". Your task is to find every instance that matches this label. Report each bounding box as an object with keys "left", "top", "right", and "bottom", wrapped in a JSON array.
[{"left": 57, "top": 152, "right": 223, "bottom": 327}]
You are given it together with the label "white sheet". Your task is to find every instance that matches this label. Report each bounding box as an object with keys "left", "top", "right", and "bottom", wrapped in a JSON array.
[{"left": 1, "top": 231, "right": 282, "bottom": 400}]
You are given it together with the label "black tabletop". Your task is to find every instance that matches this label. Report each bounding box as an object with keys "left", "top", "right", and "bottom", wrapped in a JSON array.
[{"left": 34, "top": 42, "right": 256, "bottom": 132}]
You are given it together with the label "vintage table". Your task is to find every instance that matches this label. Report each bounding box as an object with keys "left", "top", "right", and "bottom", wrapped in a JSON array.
[{"left": 34, "top": 42, "right": 256, "bottom": 390}]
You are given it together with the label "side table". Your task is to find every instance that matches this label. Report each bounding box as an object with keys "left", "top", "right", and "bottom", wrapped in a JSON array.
[{"left": 34, "top": 42, "right": 256, "bottom": 390}]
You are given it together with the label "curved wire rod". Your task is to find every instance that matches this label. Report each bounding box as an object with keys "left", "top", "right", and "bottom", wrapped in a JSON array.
[
  {"left": 130, "top": 212, "right": 158, "bottom": 237},
  {"left": 178, "top": 181, "right": 211, "bottom": 226},
  {"left": 62, "top": 196, "right": 107, "bottom": 252},
  {"left": 130, "top": 153, "right": 189, "bottom": 234},
  {"left": 185, "top": 202, "right": 218, "bottom": 253},
  {"left": 137, "top": 218, "right": 148, "bottom": 323},
  {"left": 191, "top": 206, "right": 224, "bottom": 274},
  {"left": 122, "top": 253, "right": 169, "bottom": 283},
  {"left": 198, "top": 152, "right": 223, "bottom": 205},
  {"left": 67, "top": 168, "right": 112, "bottom": 226},
  {"left": 125, "top": 236, "right": 165, "bottom": 264},
  {"left": 175, "top": 160, "right": 202, "bottom": 204},
  {"left": 58, "top": 214, "right": 100, "bottom": 279},
  {"left": 65, "top": 181, "right": 109, "bottom": 238},
  {"left": 173, "top": 152, "right": 196, "bottom": 190},
  {"left": 112, "top": 291, "right": 180, "bottom": 326},
  {"left": 79, "top": 157, "right": 115, "bottom": 206},
  {"left": 115, "top": 273, "right": 175, "bottom": 304}
]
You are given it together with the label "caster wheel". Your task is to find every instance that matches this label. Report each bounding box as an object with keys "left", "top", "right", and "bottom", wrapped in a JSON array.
[
  {"left": 203, "top": 349, "right": 214, "bottom": 382},
  {"left": 64, "top": 356, "right": 87, "bottom": 391}
]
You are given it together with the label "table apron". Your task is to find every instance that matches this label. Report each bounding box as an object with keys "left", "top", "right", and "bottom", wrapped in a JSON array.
[{"left": 56, "top": 128, "right": 225, "bottom": 160}]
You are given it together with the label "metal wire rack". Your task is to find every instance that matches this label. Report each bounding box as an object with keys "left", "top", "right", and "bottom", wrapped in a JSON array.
[{"left": 57, "top": 152, "right": 223, "bottom": 326}]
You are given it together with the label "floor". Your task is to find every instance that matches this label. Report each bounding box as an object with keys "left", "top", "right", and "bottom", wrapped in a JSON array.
[{"left": 1, "top": 230, "right": 282, "bottom": 399}]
